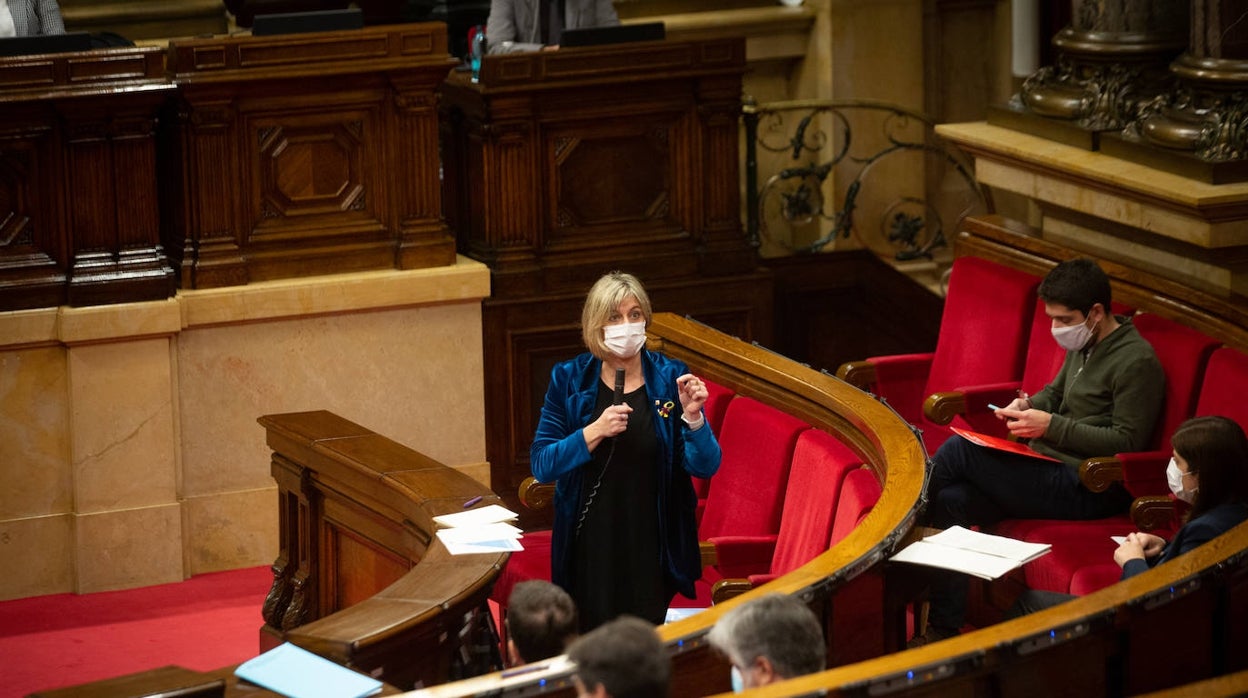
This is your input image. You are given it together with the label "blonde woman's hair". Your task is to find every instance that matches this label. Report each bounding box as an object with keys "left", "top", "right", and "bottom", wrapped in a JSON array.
[{"left": 581, "top": 271, "right": 652, "bottom": 359}]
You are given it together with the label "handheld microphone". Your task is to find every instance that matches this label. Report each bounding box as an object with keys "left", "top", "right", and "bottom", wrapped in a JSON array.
[{"left": 613, "top": 368, "right": 625, "bottom": 406}]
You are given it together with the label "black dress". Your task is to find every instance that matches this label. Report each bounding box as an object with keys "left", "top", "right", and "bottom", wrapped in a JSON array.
[{"left": 569, "top": 381, "right": 668, "bottom": 631}]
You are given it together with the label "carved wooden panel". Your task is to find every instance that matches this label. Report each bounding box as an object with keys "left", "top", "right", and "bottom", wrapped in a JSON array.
[
  {"left": 167, "top": 23, "right": 457, "bottom": 288},
  {"left": 0, "top": 47, "right": 174, "bottom": 310}
]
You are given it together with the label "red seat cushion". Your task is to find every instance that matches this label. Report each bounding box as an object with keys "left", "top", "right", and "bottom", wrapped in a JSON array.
[
  {"left": 1016, "top": 519, "right": 1134, "bottom": 593},
  {"left": 699, "top": 397, "right": 807, "bottom": 540},
  {"left": 771, "top": 430, "right": 862, "bottom": 576},
  {"left": 830, "top": 468, "right": 882, "bottom": 545},
  {"left": 1195, "top": 347, "right": 1248, "bottom": 428}
]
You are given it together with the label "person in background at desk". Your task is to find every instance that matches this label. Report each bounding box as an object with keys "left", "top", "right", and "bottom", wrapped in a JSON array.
[
  {"left": 530, "top": 271, "right": 721, "bottom": 632},
  {"left": 1009, "top": 415, "right": 1248, "bottom": 617},
  {"left": 2, "top": 0, "right": 64, "bottom": 36},
  {"left": 485, "top": 0, "right": 618, "bottom": 54}
]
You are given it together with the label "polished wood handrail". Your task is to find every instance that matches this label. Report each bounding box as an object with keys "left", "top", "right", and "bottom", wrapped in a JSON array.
[{"left": 257, "top": 410, "right": 507, "bottom": 690}]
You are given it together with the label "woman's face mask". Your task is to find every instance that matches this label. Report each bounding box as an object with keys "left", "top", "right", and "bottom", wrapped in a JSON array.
[
  {"left": 603, "top": 320, "right": 646, "bottom": 358},
  {"left": 1166, "top": 457, "right": 1198, "bottom": 503}
]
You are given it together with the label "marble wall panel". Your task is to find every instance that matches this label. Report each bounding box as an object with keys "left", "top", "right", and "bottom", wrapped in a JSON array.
[
  {"left": 68, "top": 338, "right": 178, "bottom": 514},
  {"left": 0, "top": 347, "right": 71, "bottom": 519}
]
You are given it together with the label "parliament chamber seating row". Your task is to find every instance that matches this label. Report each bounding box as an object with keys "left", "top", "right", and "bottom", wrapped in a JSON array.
[{"left": 837, "top": 216, "right": 1247, "bottom": 606}]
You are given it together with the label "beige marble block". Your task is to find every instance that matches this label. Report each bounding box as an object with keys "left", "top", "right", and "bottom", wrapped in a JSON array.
[
  {"left": 176, "top": 303, "right": 486, "bottom": 499},
  {"left": 0, "top": 346, "right": 71, "bottom": 519},
  {"left": 68, "top": 338, "right": 178, "bottom": 513},
  {"left": 0, "top": 514, "right": 73, "bottom": 601},
  {"left": 74, "top": 504, "right": 184, "bottom": 593},
  {"left": 182, "top": 487, "right": 279, "bottom": 576}
]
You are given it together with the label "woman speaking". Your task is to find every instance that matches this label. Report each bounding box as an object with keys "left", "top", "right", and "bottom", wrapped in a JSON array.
[{"left": 530, "top": 271, "right": 721, "bottom": 631}]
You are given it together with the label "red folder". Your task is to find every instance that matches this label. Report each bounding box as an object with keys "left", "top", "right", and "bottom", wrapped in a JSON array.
[{"left": 950, "top": 426, "right": 1061, "bottom": 462}]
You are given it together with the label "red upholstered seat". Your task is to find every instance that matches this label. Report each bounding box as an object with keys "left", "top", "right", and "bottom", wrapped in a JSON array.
[
  {"left": 699, "top": 396, "right": 808, "bottom": 552},
  {"left": 1194, "top": 347, "right": 1248, "bottom": 426},
  {"left": 854, "top": 256, "right": 1039, "bottom": 453},
  {"left": 830, "top": 467, "right": 883, "bottom": 544},
  {"left": 704, "top": 429, "right": 863, "bottom": 591},
  {"left": 684, "top": 397, "right": 808, "bottom": 607}
]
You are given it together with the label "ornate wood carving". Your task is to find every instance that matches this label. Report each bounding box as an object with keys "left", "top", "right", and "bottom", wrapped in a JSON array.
[
  {"left": 166, "top": 23, "right": 458, "bottom": 288},
  {"left": 0, "top": 47, "right": 174, "bottom": 310}
]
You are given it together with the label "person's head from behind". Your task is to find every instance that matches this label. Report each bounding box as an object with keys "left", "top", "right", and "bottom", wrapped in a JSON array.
[
  {"left": 581, "top": 271, "right": 653, "bottom": 361},
  {"left": 1169, "top": 415, "right": 1248, "bottom": 519},
  {"left": 706, "top": 593, "right": 826, "bottom": 690},
  {"left": 505, "top": 580, "right": 578, "bottom": 666},
  {"left": 567, "top": 616, "right": 669, "bottom": 698},
  {"left": 1038, "top": 258, "right": 1113, "bottom": 351}
]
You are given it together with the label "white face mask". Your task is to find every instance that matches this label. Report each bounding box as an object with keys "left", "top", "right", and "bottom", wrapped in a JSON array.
[
  {"left": 603, "top": 321, "right": 646, "bottom": 358},
  {"left": 1166, "top": 458, "right": 1198, "bottom": 503},
  {"left": 1051, "top": 314, "right": 1095, "bottom": 351},
  {"left": 730, "top": 665, "right": 744, "bottom": 693}
]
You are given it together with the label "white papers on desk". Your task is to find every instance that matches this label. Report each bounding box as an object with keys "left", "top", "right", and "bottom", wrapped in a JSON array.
[
  {"left": 890, "top": 525, "right": 1052, "bottom": 580},
  {"left": 434, "top": 506, "right": 525, "bottom": 555},
  {"left": 433, "top": 504, "right": 519, "bottom": 528}
]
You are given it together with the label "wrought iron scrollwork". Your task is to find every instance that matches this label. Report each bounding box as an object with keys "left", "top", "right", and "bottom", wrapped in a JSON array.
[{"left": 743, "top": 99, "right": 987, "bottom": 262}]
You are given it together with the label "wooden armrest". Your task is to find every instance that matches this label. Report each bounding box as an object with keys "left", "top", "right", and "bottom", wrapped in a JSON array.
[
  {"left": 1078, "top": 456, "right": 1123, "bottom": 493},
  {"left": 923, "top": 391, "right": 967, "bottom": 425},
  {"left": 836, "top": 360, "right": 877, "bottom": 390},
  {"left": 1131, "top": 495, "right": 1176, "bottom": 532},
  {"left": 518, "top": 476, "right": 555, "bottom": 510},
  {"left": 700, "top": 540, "right": 717, "bottom": 568},
  {"left": 711, "top": 578, "right": 753, "bottom": 605}
]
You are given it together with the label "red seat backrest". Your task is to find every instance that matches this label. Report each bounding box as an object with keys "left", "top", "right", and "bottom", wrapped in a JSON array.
[
  {"left": 770, "top": 430, "right": 863, "bottom": 576},
  {"left": 829, "top": 467, "right": 883, "bottom": 546},
  {"left": 1132, "top": 313, "right": 1221, "bottom": 450},
  {"left": 1195, "top": 347, "right": 1248, "bottom": 430},
  {"left": 698, "top": 397, "right": 808, "bottom": 540},
  {"left": 694, "top": 380, "right": 736, "bottom": 500},
  {"left": 926, "top": 256, "right": 1039, "bottom": 397}
]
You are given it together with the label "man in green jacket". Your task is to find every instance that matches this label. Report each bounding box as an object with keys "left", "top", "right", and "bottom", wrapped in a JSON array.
[{"left": 914, "top": 257, "right": 1165, "bottom": 645}]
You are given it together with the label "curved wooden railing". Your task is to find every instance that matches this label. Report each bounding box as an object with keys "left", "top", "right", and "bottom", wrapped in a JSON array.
[{"left": 257, "top": 410, "right": 508, "bottom": 690}]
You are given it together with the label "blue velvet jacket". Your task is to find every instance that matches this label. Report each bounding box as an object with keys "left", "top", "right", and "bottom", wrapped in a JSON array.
[
  {"left": 1121, "top": 501, "right": 1248, "bottom": 579},
  {"left": 530, "top": 350, "right": 721, "bottom": 599}
]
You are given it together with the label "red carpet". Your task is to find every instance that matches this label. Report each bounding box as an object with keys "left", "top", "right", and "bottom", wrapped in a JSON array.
[{"left": 0, "top": 566, "right": 272, "bottom": 698}]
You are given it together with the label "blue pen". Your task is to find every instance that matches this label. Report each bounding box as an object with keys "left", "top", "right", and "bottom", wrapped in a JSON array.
[
  {"left": 988, "top": 403, "right": 1003, "bottom": 411},
  {"left": 463, "top": 495, "right": 483, "bottom": 508}
]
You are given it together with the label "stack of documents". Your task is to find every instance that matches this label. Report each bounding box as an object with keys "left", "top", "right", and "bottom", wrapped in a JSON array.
[
  {"left": 890, "top": 525, "right": 1052, "bottom": 580},
  {"left": 434, "top": 504, "right": 524, "bottom": 555}
]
